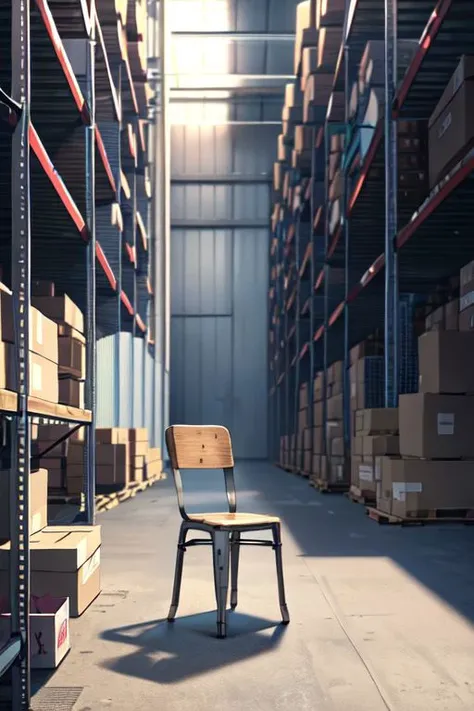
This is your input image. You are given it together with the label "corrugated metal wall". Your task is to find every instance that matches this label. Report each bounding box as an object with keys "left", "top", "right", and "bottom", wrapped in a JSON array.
[{"left": 170, "top": 123, "right": 275, "bottom": 459}]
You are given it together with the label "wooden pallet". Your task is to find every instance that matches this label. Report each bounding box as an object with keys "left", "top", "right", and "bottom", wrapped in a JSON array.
[
  {"left": 346, "top": 485, "right": 376, "bottom": 506},
  {"left": 366, "top": 506, "right": 474, "bottom": 526},
  {"left": 96, "top": 473, "right": 166, "bottom": 513},
  {"left": 311, "top": 478, "right": 349, "bottom": 494}
]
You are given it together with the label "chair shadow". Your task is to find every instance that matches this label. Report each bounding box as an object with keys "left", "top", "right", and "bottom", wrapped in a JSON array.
[{"left": 100, "top": 610, "right": 288, "bottom": 685}]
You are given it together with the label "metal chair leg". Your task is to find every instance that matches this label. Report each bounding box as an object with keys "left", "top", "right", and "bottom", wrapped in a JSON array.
[
  {"left": 230, "top": 531, "right": 240, "bottom": 610},
  {"left": 272, "top": 524, "right": 290, "bottom": 624},
  {"left": 168, "top": 523, "right": 187, "bottom": 621},
  {"left": 212, "top": 529, "right": 230, "bottom": 638}
]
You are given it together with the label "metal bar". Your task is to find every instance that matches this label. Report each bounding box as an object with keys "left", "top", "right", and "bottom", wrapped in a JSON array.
[
  {"left": 10, "top": 0, "right": 31, "bottom": 703},
  {"left": 384, "top": 0, "right": 398, "bottom": 408},
  {"left": 171, "top": 174, "right": 272, "bottom": 184},
  {"left": 343, "top": 41, "right": 351, "bottom": 456},
  {"left": 84, "top": 15, "right": 97, "bottom": 524},
  {"left": 293, "top": 210, "right": 301, "bottom": 473},
  {"left": 309, "top": 128, "right": 316, "bottom": 475},
  {"left": 172, "top": 32, "right": 295, "bottom": 40},
  {"left": 322, "top": 122, "right": 330, "bottom": 459},
  {"left": 115, "top": 64, "right": 123, "bottom": 429},
  {"left": 171, "top": 219, "right": 269, "bottom": 229}
]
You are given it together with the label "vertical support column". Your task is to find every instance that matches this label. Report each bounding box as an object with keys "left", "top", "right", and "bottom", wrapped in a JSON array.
[
  {"left": 293, "top": 209, "right": 301, "bottom": 472},
  {"left": 84, "top": 5, "right": 97, "bottom": 524},
  {"left": 384, "top": 0, "right": 399, "bottom": 407},
  {"left": 159, "top": 0, "right": 171, "bottom": 453},
  {"left": 322, "top": 121, "right": 330, "bottom": 459},
  {"left": 11, "top": 0, "right": 31, "bottom": 705},
  {"left": 343, "top": 44, "right": 351, "bottom": 457},
  {"left": 309, "top": 128, "right": 316, "bottom": 473},
  {"left": 115, "top": 65, "right": 123, "bottom": 428},
  {"left": 131, "top": 164, "right": 137, "bottom": 427}
]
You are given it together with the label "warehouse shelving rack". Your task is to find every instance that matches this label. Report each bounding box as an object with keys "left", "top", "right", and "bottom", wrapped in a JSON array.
[
  {"left": 0, "top": 0, "right": 157, "bottom": 707},
  {"left": 269, "top": 0, "right": 474, "bottom": 478}
]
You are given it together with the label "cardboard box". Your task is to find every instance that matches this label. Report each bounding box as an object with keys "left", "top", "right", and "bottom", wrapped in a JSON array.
[
  {"left": 0, "top": 468, "right": 48, "bottom": 539},
  {"left": 429, "top": 55, "right": 474, "bottom": 187},
  {"left": 399, "top": 393, "right": 474, "bottom": 459},
  {"left": 30, "top": 307, "right": 58, "bottom": 364},
  {"left": 58, "top": 378, "right": 84, "bottom": 409},
  {"left": 96, "top": 443, "right": 128, "bottom": 467},
  {"left": 146, "top": 459, "right": 162, "bottom": 479},
  {"left": 58, "top": 335, "right": 86, "bottom": 379},
  {"left": 96, "top": 427, "right": 128, "bottom": 445},
  {"left": 130, "top": 440, "right": 148, "bottom": 457},
  {"left": 129, "top": 428, "right": 148, "bottom": 442},
  {"left": 327, "top": 394, "right": 343, "bottom": 420},
  {"left": 37, "top": 424, "right": 84, "bottom": 443},
  {"left": 300, "top": 47, "right": 318, "bottom": 92},
  {"left": 146, "top": 447, "right": 161, "bottom": 463},
  {"left": 0, "top": 342, "right": 14, "bottom": 390},
  {"left": 459, "top": 304, "right": 474, "bottom": 332},
  {"left": 29, "top": 526, "right": 100, "bottom": 617},
  {"left": 418, "top": 330, "right": 474, "bottom": 393},
  {"left": 294, "top": 1, "right": 312, "bottom": 74},
  {"left": 351, "top": 455, "right": 362, "bottom": 486},
  {"left": 313, "top": 400, "right": 323, "bottom": 427},
  {"left": 67, "top": 442, "right": 84, "bottom": 465},
  {"left": 377, "top": 457, "right": 474, "bottom": 518},
  {"left": 313, "top": 426, "right": 323, "bottom": 454},
  {"left": 32, "top": 295, "right": 84, "bottom": 334},
  {"left": 352, "top": 435, "right": 364, "bottom": 457},
  {"left": 0, "top": 596, "right": 70, "bottom": 669},
  {"left": 358, "top": 460, "right": 375, "bottom": 491},
  {"left": 357, "top": 408, "right": 399, "bottom": 435},
  {"left": 30, "top": 352, "right": 59, "bottom": 403},
  {"left": 363, "top": 435, "right": 400, "bottom": 457},
  {"left": 0, "top": 288, "right": 14, "bottom": 343}
]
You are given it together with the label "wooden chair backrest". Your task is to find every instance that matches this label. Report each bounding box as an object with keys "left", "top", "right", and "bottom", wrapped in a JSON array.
[{"left": 166, "top": 425, "right": 234, "bottom": 470}]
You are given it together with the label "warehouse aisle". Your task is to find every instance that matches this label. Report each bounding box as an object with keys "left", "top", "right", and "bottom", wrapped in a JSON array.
[{"left": 34, "top": 463, "right": 474, "bottom": 711}]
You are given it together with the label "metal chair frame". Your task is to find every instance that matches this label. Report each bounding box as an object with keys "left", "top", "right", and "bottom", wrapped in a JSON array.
[{"left": 166, "top": 428, "right": 290, "bottom": 638}]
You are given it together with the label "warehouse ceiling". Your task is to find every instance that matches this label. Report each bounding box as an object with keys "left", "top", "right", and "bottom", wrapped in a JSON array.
[{"left": 168, "top": 0, "right": 300, "bottom": 124}]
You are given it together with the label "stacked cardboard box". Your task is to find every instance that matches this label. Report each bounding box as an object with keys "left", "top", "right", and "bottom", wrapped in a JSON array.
[
  {"left": 349, "top": 350, "right": 384, "bottom": 436},
  {"left": 376, "top": 328, "right": 474, "bottom": 518},
  {"left": 351, "top": 408, "right": 399, "bottom": 502},
  {"left": 0, "top": 467, "right": 48, "bottom": 539},
  {"left": 96, "top": 427, "right": 130, "bottom": 490},
  {"left": 146, "top": 447, "right": 163, "bottom": 480},
  {"left": 324, "top": 361, "right": 347, "bottom": 487},
  {"left": 0, "top": 525, "right": 101, "bottom": 617},
  {"left": 311, "top": 372, "right": 323, "bottom": 481},
  {"left": 428, "top": 55, "right": 474, "bottom": 189},
  {"left": 297, "top": 383, "right": 310, "bottom": 474},
  {"left": 0, "top": 283, "right": 59, "bottom": 402},
  {"left": 294, "top": 1, "right": 317, "bottom": 76},
  {"left": 129, "top": 428, "right": 148, "bottom": 482},
  {"left": 33, "top": 424, "right": 85, "bottom": 492},
  {"left": 460, "top": 259, "right": 474, "bottom": 331},
  {"left": 33, "top": 285, "right": 86, "bottom": 409}
]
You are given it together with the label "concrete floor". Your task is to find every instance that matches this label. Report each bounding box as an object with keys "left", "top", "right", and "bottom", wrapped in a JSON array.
[{"left": 33, "top": 462, "right": 474, "bottom": 711}]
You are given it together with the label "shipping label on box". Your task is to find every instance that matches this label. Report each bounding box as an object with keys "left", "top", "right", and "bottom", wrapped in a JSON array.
[
  {"left": 359, "top": 464, "right": 373, "bottom": 483},
  {"left": 392, "top": 482, "right": 423, "bottom": 502}
]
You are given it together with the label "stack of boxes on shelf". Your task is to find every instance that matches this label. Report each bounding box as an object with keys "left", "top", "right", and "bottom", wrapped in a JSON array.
[
  {"left": 32, "top": 282, "right": 86, "bottom": 409},
  {"left": 36, "top": 426, "right": 163, "bottom": 497},
  {"left": 297, "top": 383, "right": 310, "bottom": 474},
  {"left": 374, "top": 262, "right": 474, "bottom": 518},
  {"left": 0, "top": 463, "right": 101, "bottom": 666},
  {"left": 428, "top": 55, "right": 474, "bottom": 190},
  {"left": 311, "top": 363, "right": 347, "bottom": 488},
  {"left": 351, "top": 408, "right": 399, "bottom": 503},
  {"left": 0, "top": 281, "right": 59, "bottom": 403}
]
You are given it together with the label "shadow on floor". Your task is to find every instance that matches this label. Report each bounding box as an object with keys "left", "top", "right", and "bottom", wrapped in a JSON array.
[
  {"left": 99, "top": 611, "right": 287, "bottom": 684},
  {"left": 246, "top": 464, "right": 474, "bottom": 625}
]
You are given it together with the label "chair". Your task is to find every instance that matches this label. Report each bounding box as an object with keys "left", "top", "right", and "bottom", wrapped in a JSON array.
[{"left": 165, "top": 425, "right": 290, "bottom": 638}]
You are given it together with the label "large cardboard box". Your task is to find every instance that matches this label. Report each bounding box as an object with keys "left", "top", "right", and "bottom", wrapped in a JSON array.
[
  {"left": 30, "top": 352, "right": 59, "bottom": 403},
  {"left": 0, "top": 596, "right": 70, "bottom": 669},
  {"left": 129, "top": 428, "right": 148, "bottom": 442},
  {"left": 0, "top": 288, "right": 14, "bottom": 343},
  {"left": 363, "top": 435, "right": 399, "bottom": 458},
  {"left": 418, "top": 330, "right": 474, "bottom": 393},
  {"left": 30, "top": 307, "right": 58, "bottom": 363},
  {"left": 58, "top": 378, "right": 84, "bottom": 408},
  {"left": 356, "top": 408, "right": 399, "bottom": 435},
  {"left": 294, "top": 1, "right": 312, "bottom": 74},
  {"left": 327, "top": 394, "right": 343, "bottom": 420},
  {"left": 377, "top": 457, "right": 474, "bottom": 518},
  {"left": 0, "top": 342, "right": 14, "bottom": 390},
  {"left": 96, "top": 427, "right": 128, "bottom": 445},
  {"left": 399, "top": 393, "right": 474, "bottom": 459},
  {"left": 25, "top": 526, "right": 100, "bottom": 617},
  {"left": 58, "top": 334, "right": 86, "bottom": 380},
  {"left": 428, "top": 55, "right": 474, "bottom": 187},
  {"left": 32, "top": 295, "right": 84, "bottom": 334},
  {"left": 0, "top": 468, "right": 48, "bottom": 539}
]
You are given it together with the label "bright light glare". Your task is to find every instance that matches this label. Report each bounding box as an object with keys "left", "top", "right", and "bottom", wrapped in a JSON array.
[{"left": 168, "top": 0, "right": 230, "bottom": 125}]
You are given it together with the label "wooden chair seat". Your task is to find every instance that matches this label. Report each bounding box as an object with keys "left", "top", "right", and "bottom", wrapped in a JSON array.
[{"left": 188, "top": 512, "right": 280, "bottom": 528}]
